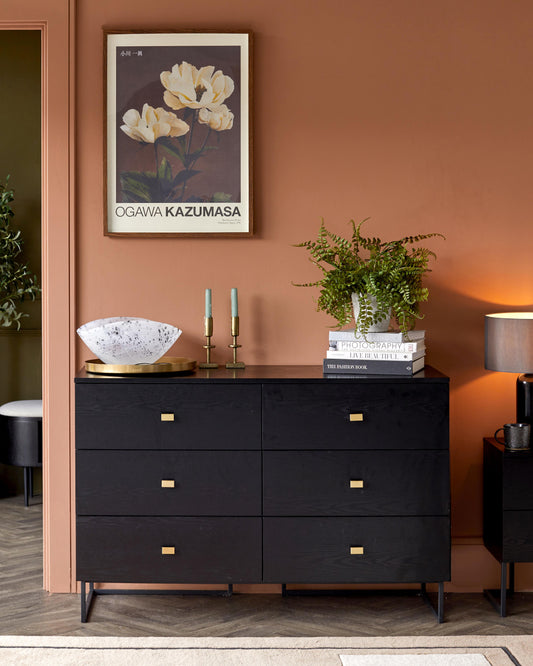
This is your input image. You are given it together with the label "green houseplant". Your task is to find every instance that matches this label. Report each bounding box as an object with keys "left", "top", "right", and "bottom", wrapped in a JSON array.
[
  {"left": 0, "top": 178, "right": 40, "bottom": 329},
  {"left": 294, "top": 218, "right": 444, "bottom": 337}
]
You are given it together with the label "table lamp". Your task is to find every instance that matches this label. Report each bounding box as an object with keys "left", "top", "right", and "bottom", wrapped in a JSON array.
[{"left": 485, "top": 312, "right": 533, "bottom": 425}]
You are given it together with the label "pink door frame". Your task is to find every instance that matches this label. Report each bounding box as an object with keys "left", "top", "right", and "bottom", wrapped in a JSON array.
[{"left": 1, "top": 0, "right": 76, "bottom": 592}]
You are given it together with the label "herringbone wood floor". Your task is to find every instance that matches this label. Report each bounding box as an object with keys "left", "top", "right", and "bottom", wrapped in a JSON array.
[{"left": 1, "top": 495, "right": 533, "bottom": 636}]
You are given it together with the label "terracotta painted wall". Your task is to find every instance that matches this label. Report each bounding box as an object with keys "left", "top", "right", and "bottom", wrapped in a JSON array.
[
  {"left": 75, "top": 0, "right": 530, "bottom": 591},
  {"left": 1, "top": 0, "right": 74, "bottom": 593}
]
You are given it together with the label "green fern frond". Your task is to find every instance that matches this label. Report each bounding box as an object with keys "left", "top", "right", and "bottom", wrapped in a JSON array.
[{"left": 293, "top": 218, "right": 444, "bottom": 335}]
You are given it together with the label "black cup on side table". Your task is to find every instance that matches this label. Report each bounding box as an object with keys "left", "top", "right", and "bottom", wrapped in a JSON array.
[{"left": 494, "top": 422, "right": 531, "bottom": 451}]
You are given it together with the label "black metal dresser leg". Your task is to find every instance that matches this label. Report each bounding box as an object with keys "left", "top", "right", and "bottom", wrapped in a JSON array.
[
  {"left": 80, "top": 581, "right": 95, "bottom": 623},
  {"left": 420, "top": 582, "right": 445, "bottom": 623}
]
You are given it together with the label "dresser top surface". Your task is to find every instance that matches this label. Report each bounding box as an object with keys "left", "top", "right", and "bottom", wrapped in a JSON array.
[{"left": 75, "top": 364, "right": 449, "bottom": 384}]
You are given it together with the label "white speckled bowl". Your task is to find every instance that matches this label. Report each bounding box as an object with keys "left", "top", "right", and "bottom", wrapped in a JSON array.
[{"left": 77, "top": 317, "right": 182, "bottom": 365}]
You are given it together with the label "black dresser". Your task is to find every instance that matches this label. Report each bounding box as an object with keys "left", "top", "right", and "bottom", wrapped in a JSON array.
[
  {"left": 483, "top": 437, "right": 533, "bottom": 616},
  {"left": 75, "top": 365, "right": 450, "bottom": 622}
]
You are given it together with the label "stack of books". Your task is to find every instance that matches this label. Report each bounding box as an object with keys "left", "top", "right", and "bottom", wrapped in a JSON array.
[{"left": 323, "top": 329, "right": 426, "bottom": 376}]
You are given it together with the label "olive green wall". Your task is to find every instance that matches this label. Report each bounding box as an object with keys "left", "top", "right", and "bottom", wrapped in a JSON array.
[{"left": 0, "top": 30, "right": 41, "bottom": 496}]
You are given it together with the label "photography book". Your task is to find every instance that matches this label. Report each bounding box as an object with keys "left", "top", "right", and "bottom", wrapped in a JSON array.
[{"left": 333, "top": 339, "right": 425, "bottom": 353}]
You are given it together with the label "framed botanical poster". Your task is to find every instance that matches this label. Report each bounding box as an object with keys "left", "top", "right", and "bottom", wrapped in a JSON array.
[{"left": 105, "top": 30, "right": 252, "bottom": 236}]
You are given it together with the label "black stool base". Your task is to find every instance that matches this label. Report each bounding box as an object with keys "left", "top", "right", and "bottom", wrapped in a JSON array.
[{"left": 0, "top": 411, "right": 42, "bottom": 506}]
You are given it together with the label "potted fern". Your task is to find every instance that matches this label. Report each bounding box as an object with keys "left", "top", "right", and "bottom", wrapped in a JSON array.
[
  {"left": 0, "top": 178, "right": 40, "bottom": 329},
  {"left": 294, "top": 218, "right": 444, "bottom": 337}
]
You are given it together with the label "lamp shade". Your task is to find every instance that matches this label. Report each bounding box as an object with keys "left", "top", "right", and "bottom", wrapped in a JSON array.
[{"left": 485, "top": 313, "right": 533, "bottom": 373}]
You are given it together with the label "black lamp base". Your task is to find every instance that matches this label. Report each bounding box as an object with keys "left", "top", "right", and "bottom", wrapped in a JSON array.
[{"left": 517, "top": 374, "right": 533, "bottom": 425}]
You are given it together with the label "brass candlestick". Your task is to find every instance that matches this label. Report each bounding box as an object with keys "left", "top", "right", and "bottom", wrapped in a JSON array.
[
  {"left": 226, "top": 316, "right": 245, "bottom": 369},
  {"left": 199, "top": 316, "right": 218, "bottom": 369}
]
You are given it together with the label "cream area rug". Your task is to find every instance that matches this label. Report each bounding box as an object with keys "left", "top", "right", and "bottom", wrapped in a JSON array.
[
  {"left": 340, "top": 655, "right": 490, "bottom": 665},
  {"left": 0, "top": 635, "right": 530, "bottom": 665}
]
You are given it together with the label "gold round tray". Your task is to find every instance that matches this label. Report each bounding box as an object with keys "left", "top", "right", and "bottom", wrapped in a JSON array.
[{"left": 85, "top": 356, "right": 197, "bottom": 375}]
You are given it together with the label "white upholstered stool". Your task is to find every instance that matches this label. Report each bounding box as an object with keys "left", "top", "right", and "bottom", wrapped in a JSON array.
[{"left": 0, "top": 400, "right": 42, "bottom": 506}]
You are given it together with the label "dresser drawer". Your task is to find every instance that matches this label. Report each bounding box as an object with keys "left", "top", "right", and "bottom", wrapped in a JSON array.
[
  {"left": 77, "top": 517, "right": 261, "bottom": 583},
  {"left": 262, "top": 384, "right": 448, "bottom": 450},
  {"left": 77, "top": 450, "right": 261, "bottom": 516},
  {"left": 503, "top": 456, "right": 533, "bottom": 510},
  {"left": 263, "top": 517, "right": 450, "bottom": 583},
  {"left": 76, "top": 384, "right": 261, "bottom": 450},
  {"left": 263, "top": 450, "right": 449, "bottom": 516},
  {"left": 502, "top": 511, "right": 533, "bottom": 561}
]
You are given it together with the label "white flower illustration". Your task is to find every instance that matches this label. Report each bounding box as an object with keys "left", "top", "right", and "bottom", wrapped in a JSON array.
[
  {"left": 120, "top": 103, "right": 189, "bottom": 143},
  {"left": 160, "top": 62, "right": 235, "bottom": 111},
  {"left": 198, "top": 104, "right": 234, "bottom": 131}
]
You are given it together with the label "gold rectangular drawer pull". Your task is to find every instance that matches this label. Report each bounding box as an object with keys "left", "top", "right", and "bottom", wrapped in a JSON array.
[
  {"left": 161, "top": 546, "right": 175, "bottom": 555},
  {"left": 161, "top": 413, "right": 174, "bottom": 422},
  {"left": 161, "top": 479, "right": 175, "bottom": 488},
  {"left": 349, "top": 413, "right": 364, "bottom": 422},
  {"left": 350, "top": 546, "right": 364, "bottom": 555},
  {"left": 350, "top": 480, "right": 364, "bottom": 489}
]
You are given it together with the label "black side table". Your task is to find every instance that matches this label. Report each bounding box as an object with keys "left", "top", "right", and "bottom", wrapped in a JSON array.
[{"left": 483, "top": 437, "right": 533, "bottom": 616}]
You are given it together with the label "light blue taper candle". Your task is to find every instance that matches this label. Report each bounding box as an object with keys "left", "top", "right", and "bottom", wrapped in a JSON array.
[
  {"left": 231, "top": 288, "right": 238, "bottom": 317},
  {"left": 205, "top": 288, "right": 212, "bottom": 318}
]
